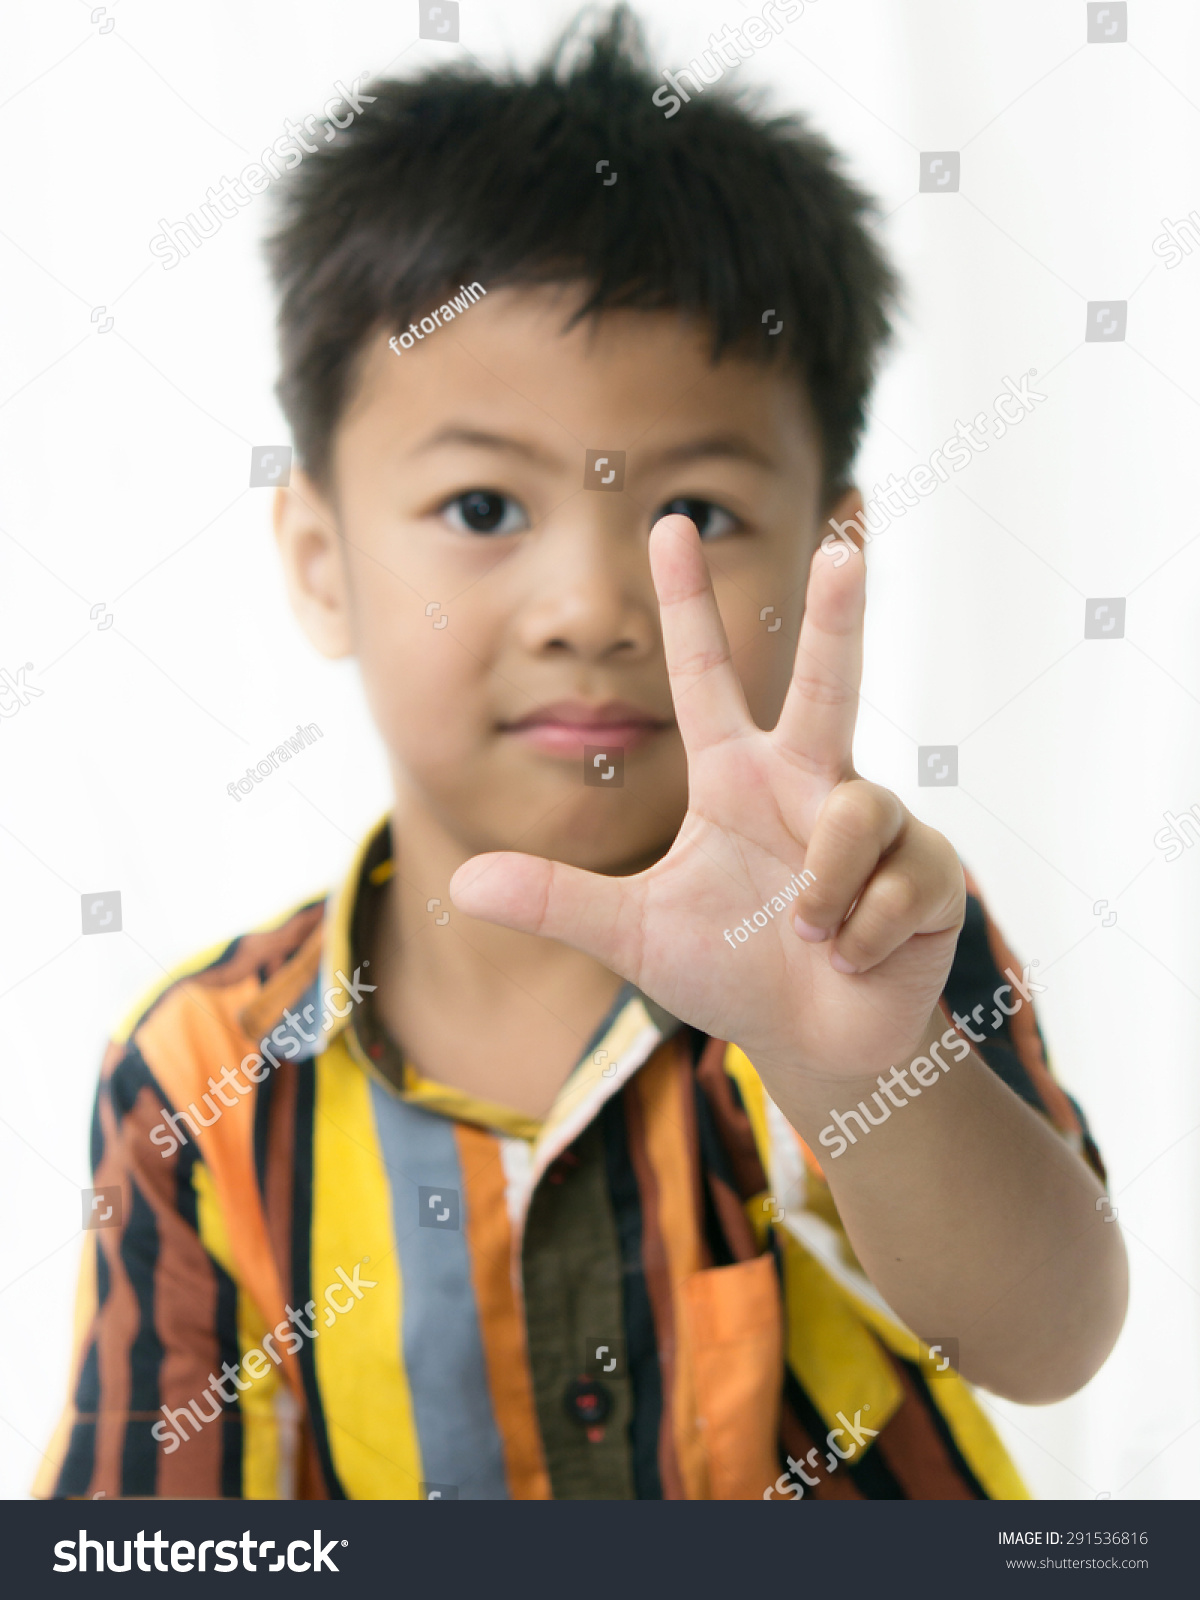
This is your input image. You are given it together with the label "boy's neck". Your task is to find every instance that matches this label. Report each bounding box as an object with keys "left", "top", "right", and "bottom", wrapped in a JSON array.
[{"left": 363, "top": 796, "right": 639, "bottom": 1119}]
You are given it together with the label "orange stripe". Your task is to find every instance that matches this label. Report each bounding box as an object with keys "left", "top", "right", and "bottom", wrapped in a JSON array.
[
  {"left": 134, "top": 978, "right": 302, "bottom": 1399},
  {"left": 455, "top": 1124, "right": 551, "bottom": 1499},
  {"left": 683, "top": 1254, "right": 782, "bottom": 1498},
  {"left": 625, "top": 1074, "right": 686, "bottom": 1499},
  {"left": 634, "top": 1039, "right": 708, "bottom": 1499}
]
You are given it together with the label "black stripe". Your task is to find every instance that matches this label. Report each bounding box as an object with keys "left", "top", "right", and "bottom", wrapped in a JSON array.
[
  {"left": 252, "top": 1051, "right": 274, "bottom": 1200},
  {"left": 781, "top": 1365, "right": 908, "bottom": 1499},
  {"left": 120, "top": 1419, "right": 161, "bottom": 1498},
  {"left": 943, "top": 896, "right": 1094, "bottom": 1151},
  {"left": 119, "top": 1148, "right": 164, "bottom": 1494},
  {"left": 601, "top": 1094, "right": 663, "bottom": 1500},
  {"left": 56, "top": 1078, "right": 114, "bottom": 1495},
  {"left": 89, "top": 1072, "right": 106, "bottom": 1173},
  {"left": 290, "top": 1054, "right": 346, "bottom": 1498},
  {"left": 943, "top": 896, "right": 1046, "bottom": 1113},
  {"left": 214, "top": 1264, "right": 244, "bottom": 1499},
  {"left": 56, "top": 1420, "right": 97, "bottom": 1498},
  {"left": 691, "top": 1083, "right": 737, "bottom": 1268}
]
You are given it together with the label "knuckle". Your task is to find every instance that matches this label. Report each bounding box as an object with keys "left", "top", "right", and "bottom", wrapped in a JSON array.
[
  {"left": 670, "top": 645, "right": 728, "bottom": 684},
  {"left": 820, "top": 781, "right": 893, "bottom": 843},
  {"left": 869, "top": 870, "right": 923, "bottom": 924},
  {"left": 788, "top": 667, "right": 856, "bottom": 710}
]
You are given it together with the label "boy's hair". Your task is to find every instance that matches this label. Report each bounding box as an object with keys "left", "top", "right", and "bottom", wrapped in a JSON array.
[{"left": 265, "top": 5, "right": 897, "bottom": 507}]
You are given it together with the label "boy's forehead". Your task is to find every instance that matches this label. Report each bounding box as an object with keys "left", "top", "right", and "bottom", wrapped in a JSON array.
[{"left": 343, "top": 283, "right": 820, "bottom": 470}]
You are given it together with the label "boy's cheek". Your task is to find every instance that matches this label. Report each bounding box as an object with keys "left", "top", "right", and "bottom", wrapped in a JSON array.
[{"left": 357, "top": 638, "right": 483, "bottom": 763}]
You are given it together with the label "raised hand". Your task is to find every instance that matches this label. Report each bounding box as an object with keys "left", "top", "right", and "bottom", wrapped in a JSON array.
[{"left": 449, "top": 513, "right": 965, "bottom": 1085}]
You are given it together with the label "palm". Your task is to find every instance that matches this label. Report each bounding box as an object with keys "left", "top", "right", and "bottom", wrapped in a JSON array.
[{"left": 451, "top": 516, "right": 962, "bottom": 1082}]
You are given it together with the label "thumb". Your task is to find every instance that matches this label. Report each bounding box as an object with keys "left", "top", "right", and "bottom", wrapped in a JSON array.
[{"left": 449, "top": 851, "right": 631, "bottom": 964}]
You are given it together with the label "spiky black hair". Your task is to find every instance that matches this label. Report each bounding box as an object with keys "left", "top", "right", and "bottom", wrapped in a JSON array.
[{"left": 264, "top": 4, "right": 897, "bottom": 504}]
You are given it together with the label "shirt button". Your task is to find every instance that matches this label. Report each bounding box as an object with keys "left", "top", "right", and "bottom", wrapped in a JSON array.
[{"left": 563, "top": 1377, "right": 613, "bottom": 1428}]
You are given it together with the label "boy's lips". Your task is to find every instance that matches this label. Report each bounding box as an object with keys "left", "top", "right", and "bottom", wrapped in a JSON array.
[{"left": 500, "top": 699, "right": 674, "bottom": 756}]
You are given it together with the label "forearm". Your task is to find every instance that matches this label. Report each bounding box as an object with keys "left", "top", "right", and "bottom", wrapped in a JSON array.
[{"left": 758, "top": 1008, "right": 1129, "bottom": 1403}]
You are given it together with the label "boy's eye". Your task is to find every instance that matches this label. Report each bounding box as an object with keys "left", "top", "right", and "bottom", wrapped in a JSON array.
[
  {"left": 441, "top": 490, "right": 529, "bottom": 536},
  {"left": 656, "top": 497, "right": 740, "bottom": 541}
]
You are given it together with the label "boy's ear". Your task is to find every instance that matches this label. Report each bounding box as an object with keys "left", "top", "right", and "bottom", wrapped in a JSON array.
[{"left": 272, "top": 469, "right": 355, "bottom": 659}]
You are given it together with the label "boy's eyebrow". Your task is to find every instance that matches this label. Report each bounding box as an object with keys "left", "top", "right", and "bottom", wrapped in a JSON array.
[
  {"left": 640, "top": 434, "right": 777, "bottom": 472},
  {"left": 411, "top": 425, "right": 564, "bottom": 469},
  {"left": 410, "top": 427, "right": 777, "bottom": 474}
]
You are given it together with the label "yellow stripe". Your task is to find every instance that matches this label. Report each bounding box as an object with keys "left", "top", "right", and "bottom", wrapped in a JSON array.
[
  {"left": 318, "top": 812, "right": 390, "bottom": 1030},
  {"left": 727, "top": 1053, "right": 904, "bottom": 1427},
  {"left": 192, "top": 1159, "right": 235, "bottom": 1274},
  {"left": 236, "top": 1290, "right": 282, "bottom": 1499},
  {"left": 923, "top": 1380, "right": 1030, "bottom": 1500},
  {"left": 402, "top": 1066, "right": 542, "bottom": 1142},
  {"left": 722, "top": 1044, "right": 771, "bottom": 1167},
  {"left": 310, "top": 1034, "right": 421, "bottom": 1498},
  {"left": 843, "top": 1299, "right": 1030, "bottom": 1500},
  {"left": 777, "top": 1231, "right": 904, "bottom": 1434},
  {"left": 192, "top": 1165, "right": 293, "bottom": 1498}
]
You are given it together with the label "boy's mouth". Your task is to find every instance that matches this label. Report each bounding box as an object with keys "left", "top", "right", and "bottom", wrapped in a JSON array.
[{"left": 500, "top": 699, "right": 674, "bottom": 757}]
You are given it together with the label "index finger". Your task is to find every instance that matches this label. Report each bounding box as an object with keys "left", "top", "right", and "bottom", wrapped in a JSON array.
[
  {"left": 773, "top": 538, "right": 865, "bottom": 777},
  {"left": 648, "top": 513, "right": 751, "bottom": 757}
]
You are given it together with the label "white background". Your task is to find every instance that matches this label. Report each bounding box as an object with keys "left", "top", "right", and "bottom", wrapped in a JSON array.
[{"left": 1, "top": 0, "right": 1197, "bottom": 1500}]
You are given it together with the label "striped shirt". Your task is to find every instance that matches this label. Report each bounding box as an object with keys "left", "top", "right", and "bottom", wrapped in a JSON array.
[{"left": 39, "top": 816, "right": 1104, "bottom": 1500}]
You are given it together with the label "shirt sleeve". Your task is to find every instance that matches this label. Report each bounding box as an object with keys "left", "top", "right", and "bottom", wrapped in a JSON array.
[
  {"left": 942, "top": 867, "right": 1105, "bottom": 1182},
  {"left": 35, "top": 1037, "right": 280, "bottom": 1498}
]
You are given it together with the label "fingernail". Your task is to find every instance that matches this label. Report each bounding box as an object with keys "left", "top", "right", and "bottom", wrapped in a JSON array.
[
  {"left": 829, "top": 950, "right": 858, "bottom": 975},
  {"left": 793, "top": 918, "right": 828, "bottom": 943}
]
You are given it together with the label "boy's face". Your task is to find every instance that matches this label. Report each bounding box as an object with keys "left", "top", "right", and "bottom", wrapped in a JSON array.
[{"left": 276, "top": 284, "right": 860, "bottom": 874}]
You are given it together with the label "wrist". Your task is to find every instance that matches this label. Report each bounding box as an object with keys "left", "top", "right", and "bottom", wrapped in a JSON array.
[{"left": 745, "top": 1006, "right": 960, "bottom": 1147}]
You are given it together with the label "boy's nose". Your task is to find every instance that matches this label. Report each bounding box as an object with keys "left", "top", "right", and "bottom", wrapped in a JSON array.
[{"left": 515, "top": 517, "right": 659, "bottom": 662}]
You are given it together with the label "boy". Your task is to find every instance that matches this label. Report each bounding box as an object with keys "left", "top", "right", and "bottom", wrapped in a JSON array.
[{"left": 39, "top": 8, "right": 1125, "bottom": 1501}]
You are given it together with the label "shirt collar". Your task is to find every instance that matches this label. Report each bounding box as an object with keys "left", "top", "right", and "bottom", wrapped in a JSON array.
[{"left": 273, "top": 811, "right": 687, "bottom": 1142}]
